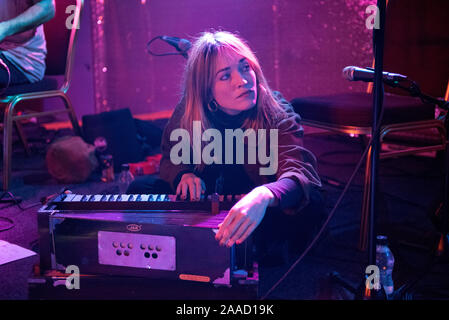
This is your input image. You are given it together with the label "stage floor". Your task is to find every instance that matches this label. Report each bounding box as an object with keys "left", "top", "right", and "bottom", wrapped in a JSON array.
[{"left": 1, "top": 121, "right": 448, "bottom": 300}]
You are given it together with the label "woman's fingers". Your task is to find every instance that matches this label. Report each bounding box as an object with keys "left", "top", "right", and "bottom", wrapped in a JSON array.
[
  {"left": 187, "top": 180, "right": 196, "bottom": 201},
  {"left": 176, "top": 173, "right": 206, "bottom": 201},
  {"left": 215, "top": 208, "right": 236, "bottom": 242},
  {"left": 216, "top": 207, "right": 250, "bottom": 246},
  {"left": 194, "top": 178, "right": 202, "bottom": 200},
  {"left": 176, "top": 181, "right": 181, "bottom": 196},
  {"left": 221, "top": 211, "right": 246, "bottom": 245},
  {"left": 235, "top": 223, "right": 256, "bottom": 245},
  {"left": 226, "top": 219, "right": 252, "bottom": 247},
  {"left": 215, "top": 188, "right": 270, "bottom": 247},
  {"left": 180, "top": 182, "right": 188, "bottom": 199}
]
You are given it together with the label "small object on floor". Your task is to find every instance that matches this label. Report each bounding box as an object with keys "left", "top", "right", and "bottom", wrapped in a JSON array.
[
  {"left": 128, "top": 154, "right": 162, "bottom": 177},
  {"left": 46, "top": 136, "right": 99, "bottom": 183}
]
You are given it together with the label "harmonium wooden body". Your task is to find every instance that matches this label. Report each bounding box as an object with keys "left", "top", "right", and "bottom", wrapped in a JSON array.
[{"left": 34, "top": 193, "right": 258, "bottom": 299}]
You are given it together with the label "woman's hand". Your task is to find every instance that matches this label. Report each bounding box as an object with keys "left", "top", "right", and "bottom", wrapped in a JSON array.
[
  {"left": 215, "top": 186, "right": 275, "bottom": 247},
  {"left": 176, "top": 173, "right": 206, "bottom": 201}
]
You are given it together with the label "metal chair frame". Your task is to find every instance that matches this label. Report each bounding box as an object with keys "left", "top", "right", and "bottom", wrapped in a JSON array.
[
  {"left": 1, "top": 0, "right": 84, "bottom": 191},
  {"left": 302, "top": 101, "right": 447, "bottom": 251}
]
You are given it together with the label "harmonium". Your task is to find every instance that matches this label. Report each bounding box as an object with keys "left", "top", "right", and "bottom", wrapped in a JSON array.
[{"left": 33, "top": 192, "right": 259, "bottom": 299}]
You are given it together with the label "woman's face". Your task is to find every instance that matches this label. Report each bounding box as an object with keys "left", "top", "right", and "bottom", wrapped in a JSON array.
[{"left": 211, "top": 50, "right": 257, "bottom": 115}]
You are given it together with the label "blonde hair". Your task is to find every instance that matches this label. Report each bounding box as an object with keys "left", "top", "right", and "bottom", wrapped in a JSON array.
[{"left": 180, "top": 31, "right": 286, "bottom": 135}]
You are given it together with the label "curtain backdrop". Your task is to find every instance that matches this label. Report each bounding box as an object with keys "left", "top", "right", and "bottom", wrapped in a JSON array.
[{"left": 90, "top": 0, "right": 375, "bottom": 114}]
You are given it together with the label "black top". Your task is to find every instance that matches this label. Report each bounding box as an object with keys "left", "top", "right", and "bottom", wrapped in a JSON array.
[{"left": 160, "top": 92, "right": 322, "bottom": 213}]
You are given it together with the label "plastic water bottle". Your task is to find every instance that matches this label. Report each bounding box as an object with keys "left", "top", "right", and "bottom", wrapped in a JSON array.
[
  {"left": 100, "top": 154, "right": 114, "bottom": 182},
  {"left": 376, "top": 235, "right": 395, "bottom": 298},
  {"left": 94, "top": 136, "right": 115, "bottom": 183},
  {"left": 118, "top": 164, "right": 134, "bottom": 194}
]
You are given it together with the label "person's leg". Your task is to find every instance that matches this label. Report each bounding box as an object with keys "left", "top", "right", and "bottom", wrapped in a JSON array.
[
  {"left": 126, "top": 175, "right": 174, "bottom": 194},
  {"left": 0, "top": 53, "right": 31, "bottom": 89}
]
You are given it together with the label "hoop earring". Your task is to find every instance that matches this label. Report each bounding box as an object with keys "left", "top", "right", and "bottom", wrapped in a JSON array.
[{"left": 208, "top": 99, "right": 219, "bottom": 112}]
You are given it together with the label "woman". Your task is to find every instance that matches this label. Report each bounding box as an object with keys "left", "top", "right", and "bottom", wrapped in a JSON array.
[{"left": 129, "top": 31, "right": 324, "bottom": 258}]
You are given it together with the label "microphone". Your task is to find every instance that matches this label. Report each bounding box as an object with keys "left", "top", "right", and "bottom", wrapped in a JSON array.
[
  {"left": 343, "top": 66, "right": 408, "bottom": 82},
  {"left": 160, "top": 36, "right": 191, "bottom": 58}
]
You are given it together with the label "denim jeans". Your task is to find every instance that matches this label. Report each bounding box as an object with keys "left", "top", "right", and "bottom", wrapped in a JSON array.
[{"left": 0, "top": 53, "right": 30, "bottom": 89}]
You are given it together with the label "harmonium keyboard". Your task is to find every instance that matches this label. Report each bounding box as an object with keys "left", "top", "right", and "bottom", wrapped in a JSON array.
[{"left": 37, "top": 192, "right": 258, "bottom": 296}]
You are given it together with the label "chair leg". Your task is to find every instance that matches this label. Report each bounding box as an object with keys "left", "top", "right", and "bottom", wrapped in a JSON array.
[
  {"left": 14, "top": 121, "right": 31, "bottom": 156},
  {"left": 2, "top": 101, "right": 15, "bottom": 191},
  {"left": 60, "top": 93, "right": 82, "bottom": 137},
  {"left": 359, "top": 146, "right": 372, "bottom": 251}
]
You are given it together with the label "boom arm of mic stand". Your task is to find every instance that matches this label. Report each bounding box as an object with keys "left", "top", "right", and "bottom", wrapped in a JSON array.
[{"left": 383, "top": 79, "right": 449, "bottom": 111}]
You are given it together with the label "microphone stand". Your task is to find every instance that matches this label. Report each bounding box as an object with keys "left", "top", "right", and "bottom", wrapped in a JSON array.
[
  {"left": 330, "top": 0, "right": 387, "bottom": 299},
  {"left": 331, "top": 7, "right": 449, "bottom": 297},
  {"left": 362, "top": 0, "right": 387, "bottom": 299}
]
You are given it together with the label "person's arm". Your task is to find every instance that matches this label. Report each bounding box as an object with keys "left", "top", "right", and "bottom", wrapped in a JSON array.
[
  {"left": 0, "top": 0, "right": 55, "bottom": 43},
  {"left": 263, "top": 95, "right": 322, "bottom": 212},
  {"left": 215, "top": 96, "right": 322, "bottom": 247}
]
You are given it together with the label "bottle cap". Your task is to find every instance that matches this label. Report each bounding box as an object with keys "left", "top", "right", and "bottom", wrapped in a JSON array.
[{"left": 376, "top": 235, "right": 388, "bottom": 246}]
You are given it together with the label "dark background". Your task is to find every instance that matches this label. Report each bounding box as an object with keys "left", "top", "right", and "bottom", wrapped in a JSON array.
[{"left": 59, "top": 0, "right": 378, "bottom": 118}]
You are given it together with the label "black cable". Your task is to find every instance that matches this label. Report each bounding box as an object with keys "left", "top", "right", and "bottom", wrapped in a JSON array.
[
  {"left": 261, "top": 119, "right": 381, "bottom": 299},
  {"left": 319, "top": 145, "right": 442, "bottom": 180},
  {"left": 323, "top": 171, "right": 435, "bottom": 210},
  {"left": 0, "top": 191, "right": 22, "bottom": 205},
  {"left": 0, "top": 216, "right": 14, "bottom": 232},
  {"left": 0, "top": 189, "right": 53, "bottom": 233},
  {"left": 0, "top": 191, "right": 43, "bottom": 211},
  {"left": 321, "top": 175, "right": 363, "bottom": 189},
  {"left": 16, "top": 201, "right": 43, "bottom": 211},
  {"left": 261, "top": 142, "right": 372, "bottom": 298},
  {"left": 146, "top": 36, "right": 184, "bottom": 58},
  {"left": 319, "top": 143, "right": 442, "bottom": 200},
  {"left": 318, "top": 149, "right": 366, "bottom": 167}
]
